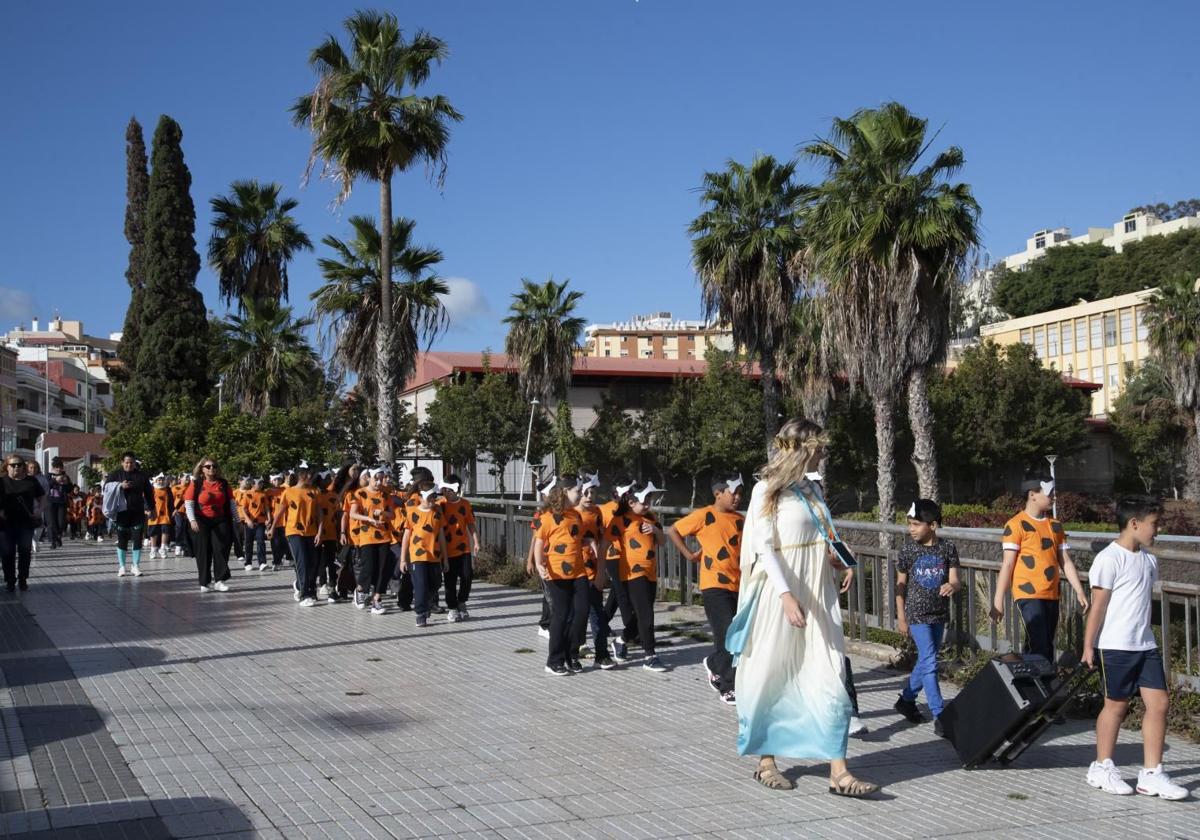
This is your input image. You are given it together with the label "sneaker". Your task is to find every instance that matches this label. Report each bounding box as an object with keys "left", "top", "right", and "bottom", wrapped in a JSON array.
[
  {"left": 354, "top": 592, "right": 367, "bottom": 610},
  {"left": 720, "top": 689, "right": 737, "bottom": 706},
  {"left": 611, "top": 641, "right": 629, "bottom": 663},
  {"left": 642, "top": 655, "right": 667, "bottom": 672},
  {"left": 117, "top": 567, "right": 126, "bottom": 577},
  {"left": 244, "top": 562, "right": 253, "bottom": 571},
  {"left": 327, "top": 594, "right": 339, "bottom": 605},
  {"left": 1087, "top": 759, "right": 1134, "bottom": 795},
  {"left": 416, "top": 615, "right": 428, "bottom": 627},
  {"left": 932, "top": 717, "right": 945, "bottom": 739},
  {"left": 568, "top": 659, "right": 584, "bottom": 673},
  {"left": 299, "top": 597, "right": 316, "bottom": 607},
  {"left": 544, "top": 664, "right": 571, "bottom": 677},
  {"left": 30, "top": 541, "right": 37, "bottom": 553},
  {"left": 370, "top": 602, "right": 386, "bottom": 616},
  {"left": 537, "top": 627, "right": 550, "bottom": 639},
  {"left": 235, "top": 556, "right": 244, "bottom": 565},
  {"left": 316, "top": 585, "right": 329, "bottom": 600},
  {"left": 432, "top": 605, "right": 447, "bottom": 614},
  {"left": 894, "top": 695, "right": 926, "bottom": 724},
  {"left": 173, "top": 545, "right": 181, "bottom": 556},
  {"left": 258, "top": 563, "right": 270, "bottom": 572},
  {"left": 703, "top": 656, "right": 721, "bottom": 694},
  {"left": 131, "top": 565, "right": 142, "bottom": 577},
  {"left": 293, "top": 584, "right": 301, "bottom": 602},
  {"left": 199, "top": 585, "right": 210, "bottom": 593},
  {"left": 97, "top": 537, "right": 104, "bottom": 544},
  {"left": 595, "top": 656, "right": 617, "bottom": 670},
  {"left": 848, "top": 715, "right": 868, "bottom": 736},
  {"left": 447, "top": 610, "right": 460, "bottom": 623},
  {"left": 213, "top": 581, "right": 229, "bottom": 592},
  {"left": 458, "top": 607, "right": 470, "bottom": 620},
  {"left": 1136, "top": 765, "right": 1188, "bottom": 800}
]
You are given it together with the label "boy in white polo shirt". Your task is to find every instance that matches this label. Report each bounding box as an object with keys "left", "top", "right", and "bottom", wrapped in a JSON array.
[{"left": 1083, "top": 496, "right": 1187, "bottom": 800}]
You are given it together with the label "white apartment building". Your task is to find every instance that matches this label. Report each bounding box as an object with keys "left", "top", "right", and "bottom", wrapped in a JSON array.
[
  {"left": 582, "top": 312, "right": 734, "bottom": 360},
  {"left": 1002, "top": 209, "right": 1200, "bottom": 270}
]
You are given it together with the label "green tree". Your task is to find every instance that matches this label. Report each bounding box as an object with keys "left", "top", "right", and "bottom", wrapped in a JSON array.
[
  {"left": 991, "top": 241, "right": 1111, "bottom": 317},
  {"left": 329, "top": 388, "right": 378, "bottom": 464},
  {"left": 207, "top": 179, "right": 312, "bottom": 310},
  {"left": 475, "top": 360, "right": 550, "bottom": 496},
  {"left": 552, "top": 399, "right": 588, "bottom": 477},
  {"left": 1110, "top": 360, "right": 1188, "bottom": 495},
  {"left": 420, "top": 374, "right": 484, "bottom": 483},
  {"left": 123, "top": 116, "right": 210, "bottom": 423},
  {"left": 216, "top": 297, "right": 322, "bottom": 416},
  {"left": 312, "top": 215, "right": 447, "bottom": 402},
  {"left": 582, "top": 391, "right": 640, "bottom": 482},
  {"left": 641, "top": 377, "right": 703, "bottom": 502},
  {"left": 689, "top": 154, "right": 804, "bottom": 440},
  {"left": 779, "top": 296, "right": 834, "bottom": 427},
  {"left": 103, "top": 395, "right": 211, "bottom": 475},
  {"left": 1128, "top": 199, "right": 1200, "bottom": 222},
  {"left": 823, "top": 387, "right": 877, "bottom": 510},
  {"left": 928, "top": 342, "right": 1090, "bottom": 501},
  {"left": 1096, "top": 228, "right": 1200, "bottom": 299},
  {"left": 292, "top": 10, "right": 462, "bottom": 461},
  {"left": 695, "top": 350, "right": 766, "bottom": 487},
  {"left": 115, "top": 117, "right": 149, "bottom": 386},
  {"left": 1143, "top": 274, "right": 1200, "bottom": 500},
  {"left": 802, "top": 102, "right": 979, "bottom": 517},
  {"left": 502, "top": 277, "right": 586, "bottom": 402}
]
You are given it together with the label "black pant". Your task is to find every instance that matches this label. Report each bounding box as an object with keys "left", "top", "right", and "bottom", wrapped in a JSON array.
[
  {"left": 587, "top": 582, "right": 611, "bottom": 654},
  {"left": 1, "top": 527, "right": 34, "bottom": 585},
  {"left": 604, "top": 560, "right": 639, "bottom": 642},
  {"left": 411, "top": 562, "right": 443, "bottom": 619},
  {"left": 49, "top": 504, "right": 67, "bottom": 547},
  {"left": 173, "top": 513, "right": 193, "bottom": 556},
  {"left": 701, "top": 587, "right": 737, "bottom": 692},
  {"left": 354, "top": 543, "right": 394, "bottom": 599},
  {"left": 316, "top": 541, "right": 338, "bottom": 588},
  {"left": 193, "top": 516, "right": 232, "bottom": 586},
  {"left": 288, "top": 534, "right": 318, "bottom": 600},
  {"left": 270, "top": 529, "right": 291, "bottom": 566},
  {"left": 444, "top": 555, "right": 472, "bottom": 609},
  {"left": 396, "top": 566, "right": 413, "bottom": 609},
  {"left": 115, "top": 512, "right": 146, "bottom": 551},
  {"left": 1018, "top": 598, "right": 1060, "bottom": 663},
  {"left": 231, "top": 522, "right": 245, "bottom": 558},
  {"left": 539, "top": 578, "right": 552, "bottom": 630},
  {"left": 336, "top": 545, "right": 356, "bottom": 596},
  {"left": 545, "top": 577, "right": 590, "bottom": 668},
  {"left": 247, "top": 524, "right": 267, "bottom": 566},
  {"left": 622, "top": 577, "right": 657, "bottom": 655}
]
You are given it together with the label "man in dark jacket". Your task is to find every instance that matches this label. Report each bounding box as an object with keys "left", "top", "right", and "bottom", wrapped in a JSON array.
[{"left": 103, "top": 452, "right": 155, "bottom": 577}]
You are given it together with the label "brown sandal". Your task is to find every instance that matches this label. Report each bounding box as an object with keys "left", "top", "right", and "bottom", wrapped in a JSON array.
[
  {"left": 753, "top": 763, "right": 794, "bottom": 790},
  {"left": 829, "top": 771, "right": 879, "bottom": 798}
]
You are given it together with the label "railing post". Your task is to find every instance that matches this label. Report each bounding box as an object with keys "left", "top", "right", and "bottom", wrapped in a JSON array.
[
  {"left": 504, "top": 501, "right": 515, "bottom": 563},
  {"left": 1161, "top": 589, "right": 1172, "bottom": 687}
]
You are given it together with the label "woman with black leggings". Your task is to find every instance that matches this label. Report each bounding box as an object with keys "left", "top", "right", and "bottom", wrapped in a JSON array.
[{"left": 184, "top": 458, "right": 238, "bottom": 593}]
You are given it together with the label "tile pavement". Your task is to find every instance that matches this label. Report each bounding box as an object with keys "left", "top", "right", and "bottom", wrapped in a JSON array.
[{"left": 0, "top": 538, "right": 1197, "bottom": 838}]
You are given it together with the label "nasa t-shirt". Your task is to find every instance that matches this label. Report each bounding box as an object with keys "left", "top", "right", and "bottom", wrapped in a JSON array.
[{"left": 896, "top": 538, "right": 961, "bottom": 625}]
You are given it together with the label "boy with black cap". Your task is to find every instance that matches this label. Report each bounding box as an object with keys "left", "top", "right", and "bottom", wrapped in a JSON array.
[
  {"left": 991, "top": 477, "right": 1088, "bottom": 664},
  {"left": 668, "top": 472, "right": 745, "bottom": 704}
]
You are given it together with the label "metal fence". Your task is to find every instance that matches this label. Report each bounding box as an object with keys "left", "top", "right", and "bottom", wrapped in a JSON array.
[{"left": 468, "top": 498, "right": 1200, "bottom": 689}]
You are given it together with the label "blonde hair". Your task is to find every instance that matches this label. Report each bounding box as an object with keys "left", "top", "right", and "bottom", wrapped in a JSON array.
[{"left": 758, "top": 419, "right": 829, "bottom": 516}]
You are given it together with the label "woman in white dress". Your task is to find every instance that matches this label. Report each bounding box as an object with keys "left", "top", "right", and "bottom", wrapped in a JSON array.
[{"left": 727, "top": 419, "right": 880, "bottom": 797}]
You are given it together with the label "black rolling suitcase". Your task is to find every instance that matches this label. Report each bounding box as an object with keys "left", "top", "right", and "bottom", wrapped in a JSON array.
[{"left": 940, "top": 653, "right": 1092, "bottom": 769}]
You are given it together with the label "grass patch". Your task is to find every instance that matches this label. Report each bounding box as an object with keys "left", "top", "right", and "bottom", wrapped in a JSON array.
[
  {"left": 1006, "top": 793, "right": 1028, "bottom": 801},
  {"left": 513, "top": 648, "right": 534, "bottom": 654}
]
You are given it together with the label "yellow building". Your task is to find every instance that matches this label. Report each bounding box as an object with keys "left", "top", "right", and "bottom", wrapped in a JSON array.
[
  {"left": 582, "top": 313, "right": 733, "bottom": 360},
  {"left": 979, "top": 288, "right": 1156, "bottom": 417}
]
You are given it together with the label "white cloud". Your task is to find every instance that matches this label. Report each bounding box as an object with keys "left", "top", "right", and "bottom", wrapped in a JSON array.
[
  {"left": 0, "top": 287, "right": 34, "bottom": 326},
  {"left": 438, "top": 277, "right": 491, "bottom": 330}
]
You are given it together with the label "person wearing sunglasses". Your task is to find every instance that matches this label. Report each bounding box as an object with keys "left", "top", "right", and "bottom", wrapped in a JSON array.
[
  {"left": 102, "top": 452, "right": 156, "bottom": 577},
  {"left": 184, "top": 458, "right": 239, "bottom": 592},
  {"left": 1, "top": 454, "right": 46, "bottom": 591}
]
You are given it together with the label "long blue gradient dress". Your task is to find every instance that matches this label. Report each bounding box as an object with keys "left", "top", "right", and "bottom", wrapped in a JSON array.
[{"left": 727, "top": 481, "right": 852, "bottom": 759}]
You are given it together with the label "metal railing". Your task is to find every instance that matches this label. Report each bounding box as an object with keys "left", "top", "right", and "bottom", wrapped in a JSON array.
[{"left": 468, "top": 498, "right": 1200, "bottom": 688}]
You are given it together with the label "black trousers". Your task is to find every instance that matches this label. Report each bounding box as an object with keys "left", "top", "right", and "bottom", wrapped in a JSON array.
[
  {"left": 231, "top": 522, "right": 245, "bottom": 558},
  {"left": 49, "top": 505, "right": 67, "bottom": 547},
  {"left": 444, "top": 555, "right": 472, "bottom": 609},
  {"left": 115, "top": 512, "right": 146, "bottom": 551},
  {"left": 622, "top": 577, "right": 657, "bottom": 655},
  {"left": 1018, "top": 598, "right": 1060, "bottom": 663},
  {"left": 354, "top": 543, "right": 394, "bottom": 598},
  {"left": 335, "top": 545, "right": 357, "bottom": 596},
  {"left": 411, "top": 562, "right": 443, "bottom": 618},
  {"left": 539, "top": 578, "right": 552, "bottom": 630},
  {"left": 315, "top": 541, "right": 338, "bottom": 587},
  {"left": 287, "top": 534, "right": 318, "bottom": 600},
  {"left": 701, "top": 587, "right": 737, "bottom": 692},
  {"left": 1, "top": 527, "right": 33, "bottom": 584},
  {"left": 173, "top": 513, "right": 193, "bottom": 556},
  {"left": 193, "top": 516, "right": 232, "bottom": 587},
  {"left": 395, "top": 565, "right": 413, "bottom": 609},
  {"left": 270, "top": 529, "right": 291, "bottom": 566},
  {"left": 604, "top": 560, "right": 639, "bottom": 642},
  {"left": 545, "top": 577, "right": 590, "bottom": 668}
]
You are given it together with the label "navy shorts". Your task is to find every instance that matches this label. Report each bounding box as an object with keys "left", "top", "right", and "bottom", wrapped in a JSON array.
[
  {"left": 147, "top": 524, "right": 167, "bottom": 538},
  {"left": 1098, "top": 648, "right": 1166, "bottom": 700}
]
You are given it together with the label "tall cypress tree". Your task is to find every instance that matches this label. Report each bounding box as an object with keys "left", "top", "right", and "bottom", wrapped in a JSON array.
[
  {"left": 125, "top": 116, "right": 210, "bottom": 421},
  {"left": 114, "top": 117, "right": 148, "bottom": 384}
]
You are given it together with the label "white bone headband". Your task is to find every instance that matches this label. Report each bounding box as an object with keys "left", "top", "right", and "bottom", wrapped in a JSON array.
[
  {"left": 440, "top": 481, "right": 461, "bottom": 494},
  {"left": 270, "top": 473, "right": 284, "bottom": 481},
  {"left": 152, "top": 472, "right": 165, "bottom": 481},
  {"left": 615, "top": 481, "right": 636, "bottom": 498},
  {"left": 907, "top": 502, "right": 917, "bottom": 518},
  {"left": 579, "top": 472, "right": 600, "bottom": 491},
  {"left": 420, "top": 487, "right": 439, "bottom": 501},
  {"left": 634, "top": 481, "right": 664, "bottom": 504},
  {"left": 297, "top": 460, "right": 310, "bottom": 470},
  {"left": 719, "top": 474, "right": 743, "bottom": 494},
  {"left": 1042, "top": 480, "right": 1056, "bottom": 496},
  {"left": 804, "top": 471, "right": 824, "bottom": 483},
  {"left": 538, "top": 476, "right": 557, "bottom": 498}
]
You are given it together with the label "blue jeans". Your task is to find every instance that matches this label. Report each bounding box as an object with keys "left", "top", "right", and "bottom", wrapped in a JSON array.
[{"left": 902, "top": 622, "right": 946, "bottom": 718}]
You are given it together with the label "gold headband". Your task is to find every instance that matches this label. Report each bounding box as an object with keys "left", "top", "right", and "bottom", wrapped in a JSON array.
[{"left": 773, "top": 434, "right": 830, "bottom": 453}]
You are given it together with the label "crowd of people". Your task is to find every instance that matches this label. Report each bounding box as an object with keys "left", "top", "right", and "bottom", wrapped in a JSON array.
[{"left": 0, "top": 418, "right": 1189, "bottom": 801}]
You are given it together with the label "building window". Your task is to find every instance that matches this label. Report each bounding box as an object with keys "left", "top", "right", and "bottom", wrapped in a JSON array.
[
  {"left": 1046, "top": 324, "right": 1059, "bottom": 357},
  {"left": 1103, "top": 314, "right": 1117, "bottom": 347},
  {"left": 1019, "top": 328, "right": 1032, "bottom": 345},
  {"left": 1075, "top": 319, "right": 1087, "bottom": 353},
  {"left": 1090, "top": 317, "right": 1102, "bottom": 351},
  {"left": 1032, "top": 327, "right": 1045, "bottom": 358},
  {"left": 1136, "top": 307, "right": 1148, "bottom": 341},
  {"left": 1120, "top": 309, "right": 1133, "bottom": 344},
  {"left": 1124, "top": 219, "right": 1136, "bottom": 233},
  {"left": 1107, "top": 363, "right": 1120, "bottom": 392},
  {"left": 604, "top": 350, "right": 611, "bottom": 357},
  {"left": 1091, "top": 367, "right": 1103, "bottom": 387},
  {"left": 1035, "top": 235, "right": 1046, "bottom": 249},
  {"left": 1062, "top": 320, "right": 1073, "bottom": 355}
]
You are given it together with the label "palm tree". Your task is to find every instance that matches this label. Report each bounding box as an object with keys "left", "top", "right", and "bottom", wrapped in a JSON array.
[
  {"left": 207, "top": 180, "right": 313, "bottom": 310},
  {"left": 311, "top": 214, "right": 448, "bottom": 411},
  {"left": 502, "top": 278, "right": 586, "bottom": 403},
  {"left": 801, "top": 103, "right": 979, "bottom": 515},
  {"left": 1144, "top": 274, "right": 1200, "bottom": 500},
  {"left": 217, "top": 297, "right": 321, "bottom": 415},
  {"left": 292, "top": 9, "right": 462, "bottom": 460},
  {"left": 689, "top": 154, "right": 805, "bottom": 440},
  {"left": 779, "top": 296, "right": 835, "bottom": 427}
]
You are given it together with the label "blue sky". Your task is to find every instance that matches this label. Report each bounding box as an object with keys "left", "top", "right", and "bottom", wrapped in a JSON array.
[{"left": 3, "top": 0, "right": 1199, "bottom": 353}]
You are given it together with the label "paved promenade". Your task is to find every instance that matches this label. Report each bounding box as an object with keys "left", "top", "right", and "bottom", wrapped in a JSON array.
[{"left": 1, "top": 540, "right": 1197, "bottom": 839}]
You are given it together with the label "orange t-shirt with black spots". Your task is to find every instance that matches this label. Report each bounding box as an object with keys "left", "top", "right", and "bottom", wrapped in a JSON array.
[
  {"left": 1002, "top": 511, "right": 1069, "bottom": 600},
  {"left": 599, "top": 501, "right": 623, "bottom": 561},
  {"left": 439, "top": 498, "right": 476, "bottom": 558},
  {"left": 352, "top": 488, "right": 395, "bottom": 546},
  {"left": 406, "top": 504, "right": 445, "bottom": 563},
  {"left": 535, "top": 508, "right": 587, "bottom": 581},
  {"left": 265, "top": 486, "right": 285, "bottom": 524},
  {"left": 315, "top": 490, "right": 340, "bottom": 543},
  {"left": 241, "top": 490, "right": 269, "bottom": 524},
  {"left": 87, "top": 494, "right": 106, "bottom": 526},
  {"left": 280, "top": 486, "right": 319, "bottom": 538},
  {"left": 171, "top": 484, "right": 186, "bottom": 514},
  {"left": 576, "top": 505, "right": 604, "bottom": 580},
  {"left": 148, "top": 488, "right": 172, "bottom": 526},
  {"left": 607, "top": 510, "right": 659, "bottom": 582},
  {"left": 342, "top": 493, "right": 359, "bottom": 546},
  {"left": 673, "top": 505, "right": 745, "bottom": 592}
]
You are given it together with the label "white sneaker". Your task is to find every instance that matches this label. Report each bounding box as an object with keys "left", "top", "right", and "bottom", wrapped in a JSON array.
[
  {"left": 538, "top": 627, "right": 550, "bottom": 639},
  {"left": 173, "top": 545, "right": 181, "bottom": 556},
  {"left": 244, "top": 562, "right": 253, "bottom": 571},
  {"left": 316, "top": 585, "right": 329, "bottom": 600},
  {"left": 1087, "top": 759, "right": 1134, "bottom": 795},
  {"left": 847, "top": 716, "right": 868, "bottom": 736},
  {"left": 117, "top": 566, "right": 126, "bottom": 577},
  {"left": 131, "top": 565, "right": 142, "bottom": 577},
  {"left": 258, "top": 563, "right": 269, "bottom": 571},
  {"left": 97, "top": 537, "right": 104, "bottom": 544},
  {"left": 199, "top": 585, "right": 210, "bottom": 593},
  {"left": 447, "top": 610, "right": 460, "bottom": 623},
  {"left": 299, "top": 597, "right": 316, "bottom": 607},
  {"left": 213, "top": 581, "right": 230, "bottom": 592},
  {"left": 31, "top": 541, "right": 37, "bottom": 553},
  {"left": 1137, "top": 765, "right": 1188, "bottom": 800}
]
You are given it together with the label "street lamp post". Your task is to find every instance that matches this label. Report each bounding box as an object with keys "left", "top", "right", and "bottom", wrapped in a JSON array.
[
  {"left": 518, "top": 398, "right": 540, "bottom": 502},
  {"left": 1046, "top": 454, "right": 1058, "bottom": 519}
]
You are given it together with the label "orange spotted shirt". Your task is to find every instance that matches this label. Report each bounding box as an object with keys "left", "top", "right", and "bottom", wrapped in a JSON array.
[
  {"left": 87, "top": 494, "right": 106, "bottom": 526},
  {"left": 599, "top": 501, "right": 622, "bottom": 561},
  {"left": 607, "top": 510, "right": 659, "bottom": 582},
  {"left": 1003, "top": 511, "right": 1070, "bottom": 600},
  {"left": 576, "top": 505, "right": 605, "bottom": 580},
  {"left": 315, "top": 490, "right": 340, "bottom": 543},
  {"left": 265, "top": 486, "right": 285, "bottom": 524},
  {"left": 280, "top": 486, "right": 320, "bottom": 538},
  {"left": 342, "top": 493, "right": 359, "bottom": 546},
  {"left": 439, "top": 498, "right": 476, "bottom": 558},
  {"left": 405, "top": 504, "right": 446, "bottom": 563},
  {"left": 147, "top": 488, "right": 172, "bottom": 526},
  {"left": 534, "top": 508, "right": 587, "bottom": 580},
  {"left": 171, "top": 484, "right": 186, "bottom": 514},
  {"left": 241, "top": 490, "right": 269, "bottom": 524},
  {"left": 352, "top": 488, "right": 395, "bottom": 546},
  {"left": 673, "top": 505, "right": 745, "bottom": 592}
]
